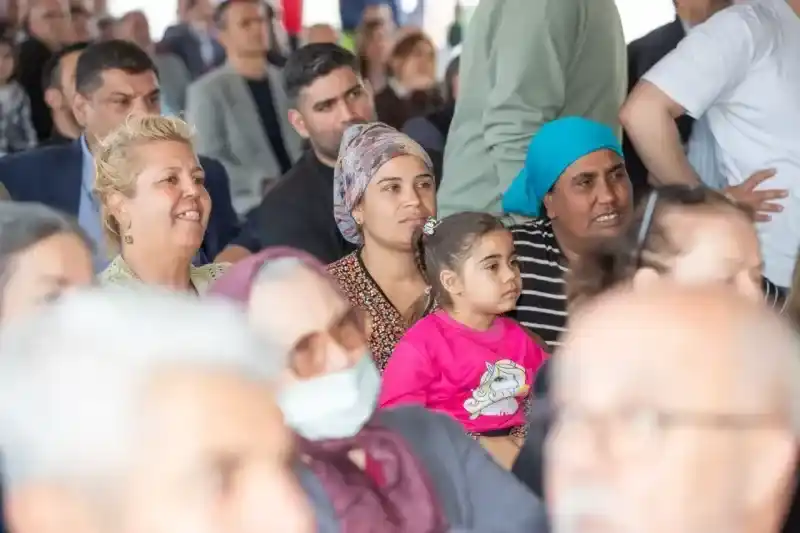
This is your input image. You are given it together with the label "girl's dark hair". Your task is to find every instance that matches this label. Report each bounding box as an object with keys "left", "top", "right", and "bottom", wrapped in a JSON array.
[
  {"left": 567, "top": 184, "right": 753, "bottom": 308},
  {"left": 408, "top": 212, "right": 507, "bottom": 324}
]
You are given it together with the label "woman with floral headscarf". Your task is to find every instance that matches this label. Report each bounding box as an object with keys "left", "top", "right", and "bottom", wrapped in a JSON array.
[{"left": 328, "top": 122, "right": 437, "bottom": 372}]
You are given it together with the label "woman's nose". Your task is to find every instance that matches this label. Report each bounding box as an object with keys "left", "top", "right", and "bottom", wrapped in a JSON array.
[
  {"left": 182, "top": 177, "right": 202, "bottom": 197},
  {"left": 405, "top": 187, "right": 424, "bottom": 206}
]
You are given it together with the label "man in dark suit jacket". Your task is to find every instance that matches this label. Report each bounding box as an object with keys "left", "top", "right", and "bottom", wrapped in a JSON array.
[
  {"left": 161, "top": 0, "right": 225, "bottom": 80},
  {"left": 623, "top": 17, "right": 694, "bottom": 198},
  {"left": 0, "top": 40, "right": 239, "bottom": 267}
]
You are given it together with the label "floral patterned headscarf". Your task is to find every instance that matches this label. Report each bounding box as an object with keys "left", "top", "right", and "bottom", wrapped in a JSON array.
[{"left": 333, "top": 122, "right": 434, "bottom": 245}]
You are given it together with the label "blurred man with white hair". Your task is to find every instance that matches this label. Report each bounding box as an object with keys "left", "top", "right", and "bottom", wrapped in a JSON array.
[
  {"left": 546, "top": 285, "right": 800, "bottom": 533},
  {"left": 0, "top": 287, "right": 314, "bottom": 533}
]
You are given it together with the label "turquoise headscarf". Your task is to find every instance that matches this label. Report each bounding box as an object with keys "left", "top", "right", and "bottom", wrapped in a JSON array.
[{"left": 502, "top": 117, "right": 624, "bottom": 217}]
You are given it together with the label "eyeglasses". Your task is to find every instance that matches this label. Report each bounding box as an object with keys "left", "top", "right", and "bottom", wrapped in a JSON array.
[
  {"left": 531, "top": 401, "right": 782, "bottom": 462},
  {"left": 289, "top": 307, "right": 369, "bottom": 378},
  {"left": 632, "top": 185, "right": 717, "bottom": 268},
  {"left": 633, "top": 189, "right": 659, "bottom": 268}
]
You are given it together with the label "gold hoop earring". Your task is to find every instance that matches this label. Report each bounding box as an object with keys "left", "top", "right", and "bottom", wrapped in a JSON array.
[{"left": 123, "top": 220, "right": 133, "bottom": 245}]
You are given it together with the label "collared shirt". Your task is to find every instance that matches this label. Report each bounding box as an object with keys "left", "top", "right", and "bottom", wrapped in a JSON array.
[
  {"left": 78, "top": 135, "right": 109, "bottom": 272},
  {"left": 190, "top": 26, "right": 216, "bottom": 68}
]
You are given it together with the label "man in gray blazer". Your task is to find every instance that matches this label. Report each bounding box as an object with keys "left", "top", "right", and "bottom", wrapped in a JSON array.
[{"left": 187, "top": 0, "right": 303, "bottom": 216}]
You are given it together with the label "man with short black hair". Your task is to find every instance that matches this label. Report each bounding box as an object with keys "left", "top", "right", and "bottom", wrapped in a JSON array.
[
  {"left": 40, "top": 41, "right": 89, "bottom": 145},
  {"left": 187, "top": 0, "right": 303, "bottom": 217},
  {"left": 216, "top": 43, "right": 375, "bottom": 264},
  {"left": 0, "top": 40, "right": 239, "bottom": 271}
]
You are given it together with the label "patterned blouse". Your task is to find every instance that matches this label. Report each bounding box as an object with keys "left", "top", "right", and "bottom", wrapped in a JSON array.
[
  {"left": 328, "top": 251, "right": 432, "bottom": 372},
  {"left": 99, "top": 255, "right": 228, "bottom": 294}
]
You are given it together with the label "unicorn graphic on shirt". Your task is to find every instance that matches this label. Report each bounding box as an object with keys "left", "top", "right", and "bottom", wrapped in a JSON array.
[{"left": 463, "top": 359, "right": 530, "bottom": 419}]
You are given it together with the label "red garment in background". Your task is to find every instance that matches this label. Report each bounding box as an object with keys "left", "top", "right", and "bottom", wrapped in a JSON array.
[{"left": 282, "top": 0, "right": 303, "bottom": 36}]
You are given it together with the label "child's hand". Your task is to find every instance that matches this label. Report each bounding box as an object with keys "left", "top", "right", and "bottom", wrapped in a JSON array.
[{"left": 478, "top": 435, "right": 522, "bottom": 470}]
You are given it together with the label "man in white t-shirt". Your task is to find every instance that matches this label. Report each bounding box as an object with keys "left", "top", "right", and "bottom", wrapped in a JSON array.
[{"left": 620, "top": 0, "right": 799, "bottom": 288}]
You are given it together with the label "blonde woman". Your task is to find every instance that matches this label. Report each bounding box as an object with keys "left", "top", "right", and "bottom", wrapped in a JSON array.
[{"left": 94, "top": 115, "right": 227, "bottom": 293}]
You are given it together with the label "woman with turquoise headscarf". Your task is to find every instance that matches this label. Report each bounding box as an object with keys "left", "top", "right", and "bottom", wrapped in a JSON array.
[{"left": 504, "top": 116, "right": 634, "bottom": 363}]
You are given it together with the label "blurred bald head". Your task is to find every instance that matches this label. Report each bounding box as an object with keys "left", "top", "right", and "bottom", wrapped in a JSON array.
[
  {"left": 555, "top": 285, "right": 800, "bottom": 423},
  {"left": 304, "top": 23, "right": 339, "bottom": 45},
  {"left": 547, "top": 285, "right": 799, "bottom": 533},
  {"left": 26, "top": 0, "right": 71, "bottom": 48}
]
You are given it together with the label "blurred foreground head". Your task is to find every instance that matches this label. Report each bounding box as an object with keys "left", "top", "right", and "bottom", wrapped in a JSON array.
[
  {"left": 0, "top": 287, "right": 314, "bottom": 533},
  {"left": 547, "top": 285, "right": 800, "bottom": 533},
  {"left": 0, "top": 202, "right": 93, "bottom": 324}
]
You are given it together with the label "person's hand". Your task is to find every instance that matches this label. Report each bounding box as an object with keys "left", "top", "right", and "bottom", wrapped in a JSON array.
[
  {"left": 478, "top": 435, "right": 522, "bottom": 471},
  {"left": 723, "top": 169, "right": 787, "bottom": 222}
]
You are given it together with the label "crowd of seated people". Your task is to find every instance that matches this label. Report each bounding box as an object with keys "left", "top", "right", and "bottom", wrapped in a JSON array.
[{"left": 0, "top": 0, "right": 799, "bottom": 532}]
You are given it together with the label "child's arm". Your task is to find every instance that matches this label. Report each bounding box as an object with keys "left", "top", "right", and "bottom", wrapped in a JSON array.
[{"left": 378, "top": 341, "right": 436, "bottom": 409}]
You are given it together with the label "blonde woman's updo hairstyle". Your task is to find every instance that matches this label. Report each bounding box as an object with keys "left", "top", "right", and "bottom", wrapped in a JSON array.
[{"left": 93, "top": 115, "right": 195, "bottom": 249}]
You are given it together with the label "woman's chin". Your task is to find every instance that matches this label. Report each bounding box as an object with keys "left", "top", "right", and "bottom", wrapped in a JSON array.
[{"left": 169, "top": 231, "right": 205, "bottom": 255}]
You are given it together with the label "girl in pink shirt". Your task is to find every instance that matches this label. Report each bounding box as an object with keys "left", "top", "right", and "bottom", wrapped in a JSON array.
[{"left": 379, "top": 212, "right": 547, "bottom": 437}]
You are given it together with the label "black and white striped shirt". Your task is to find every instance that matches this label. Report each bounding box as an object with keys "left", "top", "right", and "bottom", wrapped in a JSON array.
[{"left": 510, "top": 218, "right": 568, "bottom": 350}]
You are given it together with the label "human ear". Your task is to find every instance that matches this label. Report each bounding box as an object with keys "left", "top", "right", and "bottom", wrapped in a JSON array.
[
  {"left": 72, "top": 92, "right": 89, "bottom": 129},
  {"left": 439, "top": 268, "right": 463, "bottom": 297},
  {"left": 543, "top": 192, "right": 556, "bottom": 219},
  {"left": 351, "top": 201, "right": 364, "bottom": 227},
  {"left": 44, "top": 88, "right": 62, "bottom": 111},
  {"left": 105, "top": 191, "right": 130, "bottom": 231},
  {"left": 288, "top": 108, "right": 309, "bottom": 139}
]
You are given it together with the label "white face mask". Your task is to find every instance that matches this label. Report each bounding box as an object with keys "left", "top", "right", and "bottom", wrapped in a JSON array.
[{"left": 277, "top": 352, "right": 380, "bottom": 441}]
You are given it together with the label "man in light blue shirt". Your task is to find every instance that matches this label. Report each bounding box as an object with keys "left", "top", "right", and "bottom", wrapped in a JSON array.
[{"left": 78, "top": 135, "right": 108, "bottom": 271}]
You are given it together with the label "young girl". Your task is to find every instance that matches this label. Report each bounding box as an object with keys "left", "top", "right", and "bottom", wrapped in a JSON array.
[
  {"left": 379, "top": 212, "right": 547, "bottom": 441},
  {"left": 0, "top": 37, "right": 37, "bottom": 157}
]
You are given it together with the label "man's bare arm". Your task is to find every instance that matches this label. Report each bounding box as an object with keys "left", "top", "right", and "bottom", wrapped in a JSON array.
[
  {"left": 621, "top": 81, "right": 786, "bottom": 219},
  {"left": 619, "top": 80, "right": 701, "bottom": 188}
]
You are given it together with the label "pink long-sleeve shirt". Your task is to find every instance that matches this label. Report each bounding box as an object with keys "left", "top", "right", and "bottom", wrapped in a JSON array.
[{"left": 379, "top": 310, "right": 547, "bottom": 434}]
